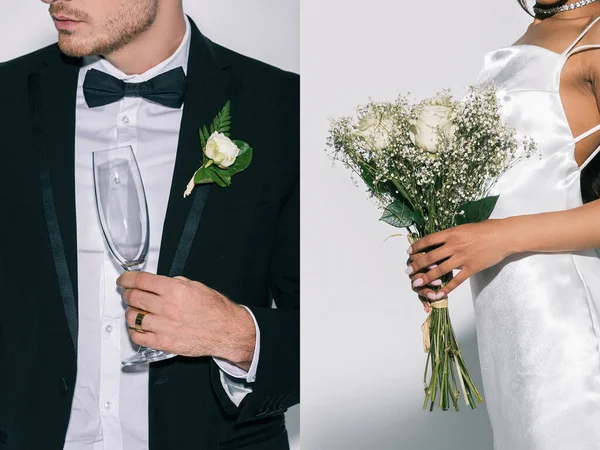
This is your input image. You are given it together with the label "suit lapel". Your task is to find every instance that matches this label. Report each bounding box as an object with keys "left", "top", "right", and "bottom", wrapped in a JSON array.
[
  {"left": 25, "top": 19, "right": 231, "bottom": 353},
  {"left": 28, "top": 48, "right": 81, "bottom": 352},
  {"left": 156, "top": 18, "right": 232, "bottom": 277}
]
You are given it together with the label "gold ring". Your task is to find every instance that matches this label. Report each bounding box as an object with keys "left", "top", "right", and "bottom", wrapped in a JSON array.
[{"left": 134, "top": 311, "right": 148, "bottom": 333}]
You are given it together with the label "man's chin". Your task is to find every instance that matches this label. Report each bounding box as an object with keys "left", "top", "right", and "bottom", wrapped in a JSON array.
[{"left": 57, "top": 37, "right": 97, "bottom": 58}]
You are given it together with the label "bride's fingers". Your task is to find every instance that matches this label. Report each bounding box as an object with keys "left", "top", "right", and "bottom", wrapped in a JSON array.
[
  {"left": 407, "top": 256, "right": 441, "bottom": 277},
  {"left": 433, "top": 268, "right": 468, "bottom": 299},
  {"left": 417, "top": 293, "right": 430, "bottom": 313},
  {"left": 407, "top": 257, "right": 441, "bottom": 303},
  {"left": 428, "top": 265, "right": 442, "bottom": 286},
  {"left": 407, "top": 247, "right": 453, "bottom": 275},
  {"left": 410, "top": 258, "right": 455, "bottom": 289},
  {"left": 407, "top": 256, "right": 438, "bottom": 274},
  {"left": 412, "top": 283, "right": 437, "bottom": 301},
  {"left": 411, "top": 264, "right": 442, "bottom": 301}
]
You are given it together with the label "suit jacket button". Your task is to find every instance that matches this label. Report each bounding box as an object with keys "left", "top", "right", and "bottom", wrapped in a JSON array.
[{"left": 60, "top": 377, "right": 69, "bottom": 396}]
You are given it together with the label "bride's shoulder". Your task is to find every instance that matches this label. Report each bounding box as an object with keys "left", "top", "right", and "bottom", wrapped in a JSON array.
[
  {"left": 578, "top": 14, "right": 600, "bottom": 44},
  {"left": 578, "top": 16, "right": 600, "bottom": 77},
  {"left": 511, "top": 20, "right": 539, "bottom": 46}
]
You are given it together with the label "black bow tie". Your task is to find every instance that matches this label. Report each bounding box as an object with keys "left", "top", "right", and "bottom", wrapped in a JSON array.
[{"left": 82, "top": 66, "right": 187, "bottom": 108}]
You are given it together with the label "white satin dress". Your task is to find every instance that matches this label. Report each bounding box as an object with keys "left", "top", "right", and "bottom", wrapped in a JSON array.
[{"left": 469, "top": 16, "right": 600, "bottom": 450}]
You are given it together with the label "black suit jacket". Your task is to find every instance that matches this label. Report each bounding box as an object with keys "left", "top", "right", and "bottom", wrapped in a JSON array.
[{"left": 0, "top": 17, "right": 299, "bottom": 450}]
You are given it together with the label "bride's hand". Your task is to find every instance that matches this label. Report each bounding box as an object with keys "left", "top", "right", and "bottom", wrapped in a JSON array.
[
  {"left": 406, "top": 255, "right": 447, "bottom": 313},
  {"left": 405, "top": 218, "right": 513, "bottom": 301}
]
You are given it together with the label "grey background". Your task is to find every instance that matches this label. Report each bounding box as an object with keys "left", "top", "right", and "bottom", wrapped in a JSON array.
[
  {"left": 0, "top": 1, "right": 299, "bottom": 449},
  {"left": 301, "top": 0, "right": 530, "bottom": 449}
]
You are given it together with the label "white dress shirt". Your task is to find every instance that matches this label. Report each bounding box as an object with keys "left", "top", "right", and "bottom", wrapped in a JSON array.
[{"left": 63, "top": 15, "right": 260, "bottom": 450}]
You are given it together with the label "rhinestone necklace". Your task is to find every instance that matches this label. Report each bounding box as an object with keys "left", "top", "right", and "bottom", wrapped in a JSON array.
[{"left": 533, "top": 0, "right": 600, "bottom": 16}]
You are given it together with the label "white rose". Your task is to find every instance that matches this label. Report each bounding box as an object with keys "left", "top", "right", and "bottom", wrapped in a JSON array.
[
  {"left": 205, "top": 132, "right": 240, "bottom": 168},
  {"left": 409, "top": 105, "right": 456, "bottom": 154},
  {"left": 353, "top": 113, "right": 394, "bottom": 151}
]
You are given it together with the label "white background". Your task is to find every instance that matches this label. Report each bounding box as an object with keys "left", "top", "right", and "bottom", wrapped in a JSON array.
[
  {"left": 301, "top": 0, "right": 531, "bottom": 449},
  {"left": 0, "top": 1, "right": 299, "bottom": 449}
]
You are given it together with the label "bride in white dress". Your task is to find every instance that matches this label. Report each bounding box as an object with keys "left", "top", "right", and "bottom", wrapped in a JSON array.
[{"left": 405, "top": 1, "right": 600, "bottom": 449}]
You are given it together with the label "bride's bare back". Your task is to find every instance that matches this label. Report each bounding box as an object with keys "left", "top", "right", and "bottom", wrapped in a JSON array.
[{"left": 514, "top": 12, "right": 600, "bottom": 167}]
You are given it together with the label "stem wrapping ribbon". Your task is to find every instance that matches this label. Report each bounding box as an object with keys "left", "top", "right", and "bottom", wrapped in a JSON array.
[{"left": 421, "top": 299, "right": 448, "bottom": 352}]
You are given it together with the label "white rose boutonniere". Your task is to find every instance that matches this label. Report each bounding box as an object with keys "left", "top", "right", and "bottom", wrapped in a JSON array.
[
  {"left": 184, "top": 101, "right": 253, "bottom": 197},
  {"left": 409, "top": 104, "right": 457, "bottom": 154},
  {"left": 204, "top": 132, "right": 240, "bottom": 169},
  {"left": 353, "top": 112, "right": 394, "bottom": 151}
]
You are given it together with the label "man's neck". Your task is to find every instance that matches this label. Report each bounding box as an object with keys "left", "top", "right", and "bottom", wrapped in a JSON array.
[{"left": 102, "top": 7, "right": 187, "bottom": 75}]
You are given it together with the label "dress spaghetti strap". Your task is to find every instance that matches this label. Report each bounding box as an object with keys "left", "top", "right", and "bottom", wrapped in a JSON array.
[
  {"left": 579, "top": 144, "right": 600, "bottom": 171},
  {"left": 562, "top": 15, "right": 600, "bottom": 56},
  {"left": 561, "top": 16, "right": 600, "bottom": 170},
  {"left": 574, "top": 123, "right": 600, "bottom": 143}
]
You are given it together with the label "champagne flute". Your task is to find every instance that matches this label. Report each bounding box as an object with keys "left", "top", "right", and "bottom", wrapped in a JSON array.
[{"left": 93, "top": 145, "right": 177, "bottom": 366}]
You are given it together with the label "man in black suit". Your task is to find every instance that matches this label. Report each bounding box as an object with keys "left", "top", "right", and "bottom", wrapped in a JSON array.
[{"left": 0, "top": 0, "right": 298, "bottom": 449}]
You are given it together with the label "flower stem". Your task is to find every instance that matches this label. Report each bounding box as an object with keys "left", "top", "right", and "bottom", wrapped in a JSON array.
[
  {"left": 454, "top": 354, "right": 469, "bottom": 407},
  {"left": 420, "top": 271, "right": 484, "bottom": 411}
]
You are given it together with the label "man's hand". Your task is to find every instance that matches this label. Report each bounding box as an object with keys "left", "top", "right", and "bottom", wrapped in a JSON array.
[{"left": 117, "top": 272, "right": 256, "bottom": 371}]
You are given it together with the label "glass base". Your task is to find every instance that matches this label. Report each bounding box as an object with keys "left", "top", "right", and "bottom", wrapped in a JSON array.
[{"left": 122, "top": 346, "right": 177, "bottom": 366}]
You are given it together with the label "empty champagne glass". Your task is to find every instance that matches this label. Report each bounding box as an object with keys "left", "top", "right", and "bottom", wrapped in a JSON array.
[{"left": 93, "top": 145, "right": 177, "bottom": 366}]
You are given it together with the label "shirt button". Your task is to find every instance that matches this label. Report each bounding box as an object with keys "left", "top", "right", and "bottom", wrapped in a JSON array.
[
  {"left": 103, "top": 401, "right": 113, "bottom": 410},
  {"left": 105, "top": 324, "right": 113, "bottom": 334},
  {"left": 121, "top": 116, "right": 130, "bottom": 124}
]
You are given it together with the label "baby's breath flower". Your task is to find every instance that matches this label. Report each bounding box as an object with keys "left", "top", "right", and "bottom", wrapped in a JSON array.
[{"left": 326, "top": 84, "right": 539, "bottom": 234}]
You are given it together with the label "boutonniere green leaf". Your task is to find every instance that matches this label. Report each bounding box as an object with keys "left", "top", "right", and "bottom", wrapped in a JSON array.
[{"left": 184, "top": 101, "right": 253, "bottom": 197}]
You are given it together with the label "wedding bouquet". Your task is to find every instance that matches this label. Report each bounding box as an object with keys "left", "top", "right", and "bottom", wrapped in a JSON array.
[{"left": 326, "top": 84, "right": 538, "bottom": 411}]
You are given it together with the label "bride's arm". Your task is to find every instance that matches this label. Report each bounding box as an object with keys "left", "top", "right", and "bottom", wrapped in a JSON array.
[{"left": 505, "top": 200, "right": 600, "bottom": 254}]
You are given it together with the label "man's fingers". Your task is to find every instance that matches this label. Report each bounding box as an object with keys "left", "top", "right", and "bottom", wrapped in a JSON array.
[
  {"left": 126, "top": 307, "right": 154, "bottom": 332},
  {"left": 173, "top": 276, "right": 190, "bottom": 282},
  {"left": 121, "top": 288, "right": 161, "bottom": 314},
  {"left": 125, "top": 307, "right": 170, "bottom": 333},
  {"left": 127, "top": 327, "right": 156, "bottom": 348},
  {"left": 117, "top": 271, "right": 172, "bottom": 295}
]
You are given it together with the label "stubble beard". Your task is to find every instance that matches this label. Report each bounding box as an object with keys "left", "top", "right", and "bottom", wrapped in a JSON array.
[{"left": 57, "top": 0, "right": 159, "bottom": 58}]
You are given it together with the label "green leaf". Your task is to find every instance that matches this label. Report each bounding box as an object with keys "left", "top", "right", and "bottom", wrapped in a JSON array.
[
  {"left": 355, "top": 162, "right": 400, "bottom": 199},
  {"left": 193, "top": 167, "right": 213, "bottom": 184},
  {"left": 228, "top": 141, "right": 253, "bottom": 173},
  {"left": 455, "top": 195, "right": 499, "bottom": 225},
  {"left": 193, "top": 165, "right": 232, "bottom": 188},
  {"left": 215, "top": 141, "right": 253, "bottom": 179},
  {"left": 211, "top": 167, "right": 232, "bottom": 187},
  {"left": 209, "top": 169, "right": 229, "bottom": 187},
  {"left": 211, "top": 100, "right": 232, "bottom": 135},
  {"left": 357, "top": 161, "right": 376, "bottom": 191},
  {"left": 380, "top": 199, "right": 416, "bottom": 228},
  {"left": 412, "top": 209, "right": 425, "bottom": 227},
  {"left": 199, "top": 129, "right": 207, "bottom": 150},
  {"left": 202, "top": 125, "right": 210, "bottom": 143}
]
